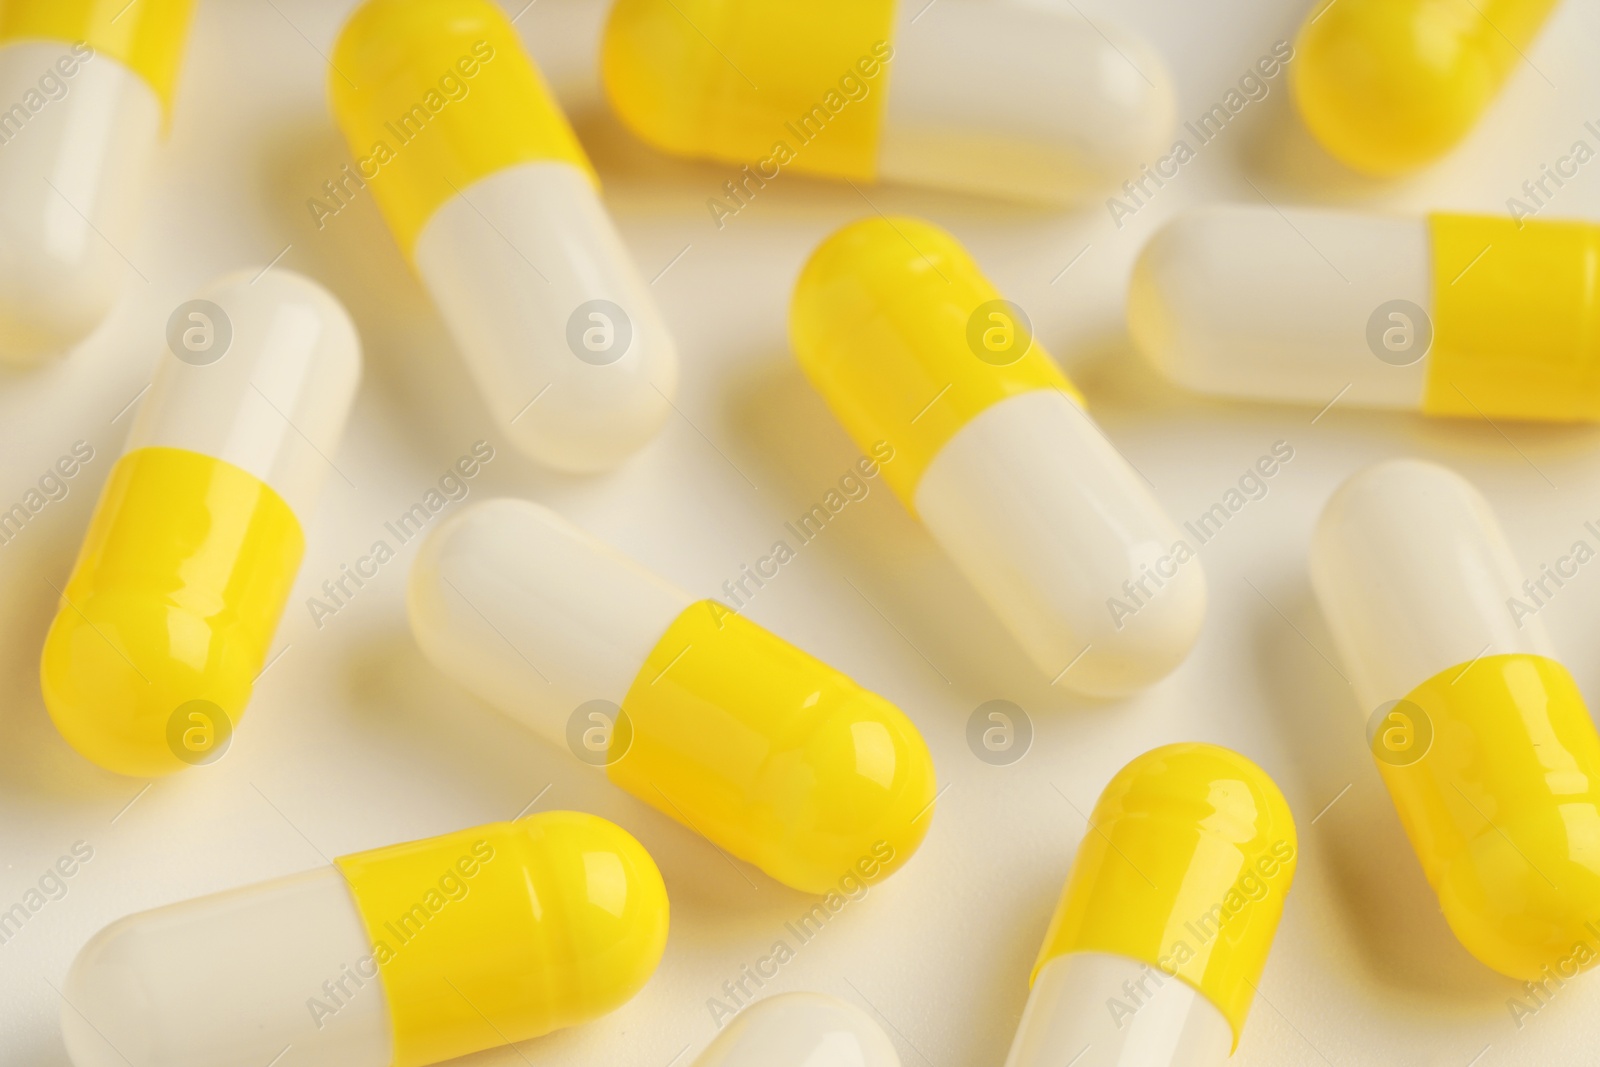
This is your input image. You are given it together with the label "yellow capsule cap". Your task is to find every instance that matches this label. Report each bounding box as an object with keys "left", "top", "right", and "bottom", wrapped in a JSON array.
[
  {"left": 0, "top": 0, "right": 195, "bottom": 110},
  {"left": 329, "top": 0, "right": 594, "bottom": 255},
  {"left": 613, "top": 600, "right": 936, "bottom": 894},
  {"left": 1423, "top": 214, "right": 1600, "bottom": 421},
  {"left": 601, "top": 0, "right": 895, "bottom": 181},
  {"left": 1291, "top": 0, "right": 1559, "bottom": 175},
  {"left": 1385, "top": 654, "right": 1600, "bottom": 980},
  {"left": 790, "top": 216, "right": 1080, "bottom": 512},
  {"left": 336, "top": 812, "right": 669, "bottom": 1067},
  {"left": 40, "top": 448, "right": 303, "bottom": 777},
  {"left": 1031, "top": 743, "right": 1297, "bottom": 1048}
]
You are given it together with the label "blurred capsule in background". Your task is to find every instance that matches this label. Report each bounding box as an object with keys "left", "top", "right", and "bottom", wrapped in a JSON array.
[
  {"left": 1312, "top": 459, "right": 1600, "bottom": 980},
  {"left": 1292, "top": 0, "right": 1561, "bottom": 175},
  {"left": 792, "top": 217, "right": 1204, "bottom": 698},
  {"left": 601, "top": 0, "right": 1173, "bottom": 205},
  {"left": 1129, "top": 206, "right": 1600, "bottom": 422},
  {"left": 330, "top": 0, "right": 677, "bottom": 473},
  {"left": 408, "top": 498, "right": 937, "bottom": 894},
  {"left": 1005, "top": 744, "right": 1297, "bottom": 1067},
  {"left": 0, "top": 0, "right": 193, "bottom": 363},
  {"left": 41, "top": 269, "right": 360, "bottom": 776},
  {"left": 695, "top": 993, "right": 900, "bottom": 1067},
  {"left": 61, "top": 812, "right": 669, "bottom": 1067}
]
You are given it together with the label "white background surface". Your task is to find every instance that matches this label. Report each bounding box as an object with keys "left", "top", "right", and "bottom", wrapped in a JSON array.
[{"left": 4, "top": 0, "right": 1600, "bottom": 1064}]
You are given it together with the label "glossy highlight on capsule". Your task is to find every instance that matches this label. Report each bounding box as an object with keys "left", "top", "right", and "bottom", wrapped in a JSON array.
[
  {"left": 1312, "top": 459, "right": 1600, "bottom": 980},
  {"left": 41, "top": 269, "right": 360, "bottom": 776},
  {"left": 0, "top": 0, "right": 194, "bottom": 362},
  {"left": 330, "top": 0, "right": 677, "bottom": 472},
  {"left": 792, "top": 216, "right": 1204, "bottom": 697},
  {"left": 602, "top": 0, "right": 1173, "bottom": 204},
  {"left": 1130, "top": 205, "right": 1600, "bottom": 421},
  {"left": 1005, "top": 744, "right": 1296, "bottom": 1067},
  {"left": 1292, "top": 0, "right": 1561, "bottom": 175},
  {"left": 61, "top": 812, "right": 669, "bottom": 1067},
  {"left": 408, "top": 498, "right": 937, "bottom": 894}
]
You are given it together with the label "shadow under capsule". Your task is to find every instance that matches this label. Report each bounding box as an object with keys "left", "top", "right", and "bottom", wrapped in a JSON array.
[
  {"left": 722, "top": 353, "right": 1136, "bottom": 720},
  {"left": 1248, "top": 572, "right": 1510, "bottom": 1007}
]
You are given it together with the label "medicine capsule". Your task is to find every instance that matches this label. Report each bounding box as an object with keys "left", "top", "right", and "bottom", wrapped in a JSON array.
[
  {"left": 695, "top": 992, "right": 900, "bottom": 1066},
  {"left": 1129, "top": 205, "right": 1600, "bottom": 422},
  {"left": 601, "top": 0, "right": 1173, "bottom": 205},
  {"left": 0, "top": 0, "right": 193, "bottom": 363},
  {"left": 41, "top": 270, "right": 360, "bottom": 777},
  {"left": 1311, "top": 459, "right": 1600, "bottom": 980},
  {"left": 1005, "top": 744, "right": 1297, "bottom": 1067},
  {"left": 408, "top": 497, "right": 936, "bottom": 894},
  {"left": 792, "top": 217, "right": 1204, "bottom": 698},
  {"left": 1292, "top": 0, "right": 1560, "bottom": 175},
  {"left": 61, "top": 811, "right": 669, "bottom": 1067},
  {"left": 330, "top": 0, "right": 677, "bottom": 473}
]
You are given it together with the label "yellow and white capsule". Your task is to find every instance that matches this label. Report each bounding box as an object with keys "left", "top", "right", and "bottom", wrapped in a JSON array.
[
  {"left": 601, "top": 0, "right": 1173, "bottom": 205},
  {"left": 61, "top": 811, "right": 669, "bottom": 1067},
  {"left": 1292, "top": 0, "right": 1561, "bottom": 175},
  {"left": 1130, "top": 206, "right": 1600, "bottom": 422},
  {"left": 41, "top": 269, "right": 360, "bottom": 777},
  {"left": 407, "top": 497, "right": 937, "bottom": 894},
  {"left": 330, "top": 0, "right": 677, "bottom": 473},
  {"left": 1312, "top": 459, "right": 1600, "bottom": 980},
  {"left": 693, "top": 993, "right": 900, "bottom": 1067},
  {"left": 1006, "top": 744, "right": 1297, "bottom": 1067},
  {"left": 0, "top": 0, "right": 193, "bottom": 362},
  {"left": 792, "top": 217, "right": 1204, "bottom": 698}
]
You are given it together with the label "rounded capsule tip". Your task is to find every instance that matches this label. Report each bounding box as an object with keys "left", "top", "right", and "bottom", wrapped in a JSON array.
[
  {"left": 695, "top": 992, "right": 902, "bottom": 1066},
  {"left": 520, "top": 810, "right": 670, "bottom": 1024},
  {"left": 1034, "top": 743, "right": 1297, "bottom": 1046},
  {"left": 1291, "top": 0, "right": 1519, "bottom": 175}
]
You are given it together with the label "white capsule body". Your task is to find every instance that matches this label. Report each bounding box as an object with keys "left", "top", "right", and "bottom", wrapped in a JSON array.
[
  {"left": 696, "top": 992, "right": 901, "bottom": 1067},
  {"left": 126, "top": 268, "right": 363, "bottom": 518},
  {"left": 1128, "top": 205, "right": 1432, "bottom": 409},
  {"left": 1310, "top": 458, "right": 1550, "bottom": 714},
  {"left": 414, "top": 161, "right": 678, "bottom": 473},
  {"left": 63, "top": 866, "right": 391, "bottom": 1067},
  {"left": 879, "top": 0, "right": 1174, "bottom": 203},
  {"left": 1004, "top": 952, "right": 1232, "bottom": 1067},
  {"left": 0, "top": 41, "right": 160, "bottom": 363},
  {"left": 914, "top": 389, "right": 1206, "bottom": 697},
  {"left": 408, "top": 497, "right": 689, "bottom": 747}
]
